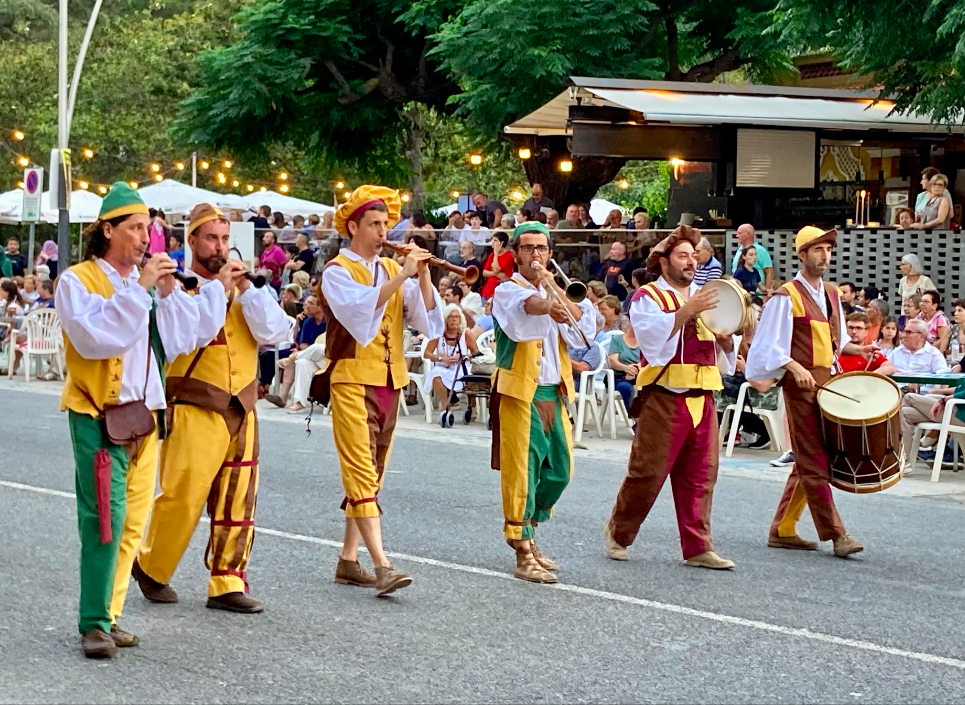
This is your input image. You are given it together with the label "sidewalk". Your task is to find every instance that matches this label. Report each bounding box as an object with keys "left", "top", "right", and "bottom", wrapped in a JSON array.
[{"left": 3, "top": 376, "right": 964, "bottom": 504}]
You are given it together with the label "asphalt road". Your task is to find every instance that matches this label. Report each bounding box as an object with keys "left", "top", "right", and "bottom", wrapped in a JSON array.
[{"left": 2, "top": 387, "right": 965, "bottom": 704}]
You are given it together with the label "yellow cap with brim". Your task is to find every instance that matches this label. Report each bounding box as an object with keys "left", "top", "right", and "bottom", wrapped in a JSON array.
[{"left": 795, "top": 226, "right": 837, "bottom": 252}]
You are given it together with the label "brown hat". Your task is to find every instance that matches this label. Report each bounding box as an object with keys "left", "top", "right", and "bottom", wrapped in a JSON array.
[
  {"left": 646, "top": 225, "right": 700, "bottom": 273},
  {"left": 186, "top": 203, "right": 228, "bottom": 236}
]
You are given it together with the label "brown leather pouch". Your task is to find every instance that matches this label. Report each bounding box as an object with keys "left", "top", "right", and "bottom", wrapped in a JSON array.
[
  {"left": 308, "top": 368, "right": 333, "bottom": 408},
  {"left": 103, "top": 401, "right": 157, "bottom": 445}
]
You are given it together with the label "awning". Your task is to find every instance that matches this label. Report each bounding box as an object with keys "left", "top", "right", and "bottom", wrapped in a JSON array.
[{"left": 505, "top": 78, "right": 958, "bottom": 136}]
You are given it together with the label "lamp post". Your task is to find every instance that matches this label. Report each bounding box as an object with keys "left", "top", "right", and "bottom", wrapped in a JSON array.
[{"left": 56, "top": 0, "right": 105, "bottom": 269}]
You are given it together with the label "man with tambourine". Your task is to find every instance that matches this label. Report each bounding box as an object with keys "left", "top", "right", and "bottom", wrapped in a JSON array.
[{"left": 603, "top": 225, "right": 737, "bottom": 570}]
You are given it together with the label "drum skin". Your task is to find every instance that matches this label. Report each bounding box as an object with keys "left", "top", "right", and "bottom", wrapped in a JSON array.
[
  {"left": 817, "top": 371, "right": 905, "bottom": 493},
  {"left": 698, "top": 278, "right": 748, "bottom": 336}
]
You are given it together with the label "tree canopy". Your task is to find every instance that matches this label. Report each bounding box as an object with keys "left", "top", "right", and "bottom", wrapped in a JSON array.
[{"left": 776, "top": 0, "right": 965, "bottom": 123}]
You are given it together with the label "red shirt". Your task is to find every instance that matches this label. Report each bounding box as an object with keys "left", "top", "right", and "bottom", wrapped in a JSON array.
[
  {"left": 838, "top": 351, "right": 887, "bottom": 373},
  {"left": 481, "top": 250, "right": 514, "bottom": 298}
]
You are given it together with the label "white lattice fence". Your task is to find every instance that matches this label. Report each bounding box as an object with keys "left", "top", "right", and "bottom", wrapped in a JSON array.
[{"left": 725, "top": 229, "right": 965, "bottom": 312}]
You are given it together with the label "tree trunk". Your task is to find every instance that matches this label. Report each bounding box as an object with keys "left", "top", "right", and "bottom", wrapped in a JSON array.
[
  {"left": 402, "top": 102, "right": 426, "bottom": 211},
  {"left": 513, "top": 136, "right": 626, "bottom": 211}
]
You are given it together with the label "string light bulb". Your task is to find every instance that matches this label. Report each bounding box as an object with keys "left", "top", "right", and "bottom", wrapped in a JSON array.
[
  {"left": 16, "top": 181, "right": 24, "bottom": 188},
  {"left": 78, "top": 181, "right": 89, "bottom": 190},
  {"left": 279, "top": 171, "right": 288, "bottom": 181},
  {"left": 343, "top": 191, "right": 351, "bottom": 199},
  {"left": 451, "top": 190, "right": 460, "bottom": 199},
  {"left": 469, "top": 153, "right": 482, "bottom": 166},
  {"left": 216, "top": 172, "right": 226, "bottom": 184},
  {"left": 518, "top": 147, "right": 531, "bottom": 160},
  {"left": 154, "top": 174, "right": 164, "bottom": 182},
  {"left": 82, "top": 148, "right": 94, "bottom": 159},
  {"left": 12, "top": 130, "right": 24, "bottom": 141},
  {"left": 150, "top": 163, "right": 160, "bottom": 173},
  {"left": 559, "top": 160, "right": 573, "bottom": 173},
  {"left": 511, "top": 190, "right": 523, "bottom": 200},
  {"left": 335, "top": 181, "right": 344, "bottom": 189},
  {"left": 16, "top": 156, "right": 29, "bottom": 167},
  {"left": 129, "top": 181, "right": 138, "bottom": 189},
  {"left": 223, "top": 160, "right": 232, "bottom": 169},
  {"left": 246, "top": 184, "right": 254, "bottom": 192},
  {"left": 618, "top": 179, "right": 630, "bottom": 189},
  {"left": 260, "top": 186, "right": 267, "bottom": 192},
  {"left": 401, "top": 193, "right": 410, "bottom": 203},
  {"left": 175, "top": 162, "right": 185, "bottom": 171},
  {"left": 232, "top": 179, "right": 239, "bottom": 187},
  {"left": 279, "top": 184, "right": 290, "bottom": 193},
  {"left": 98, "top": 185, "right": 107, "bottom": 194},
  {"left": 200, "top": 160, "right": 210, "bottom": 170}
]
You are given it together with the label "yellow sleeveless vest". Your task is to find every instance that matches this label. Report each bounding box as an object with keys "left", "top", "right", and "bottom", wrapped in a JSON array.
[
  {"left": 165, "top": 286, "right": 259, "bottom": 397},
  {"left": 492, "top": 276, "right": 575, "bottom": 403},
  {"left": 60, "top": 260, "right": 125, "bottom": 416},
  {"left": 325, "top": 253, "right": 409, "bottom": 389},
  {"left": 634, "top": 282, "right": 723, "bottom": 391}
]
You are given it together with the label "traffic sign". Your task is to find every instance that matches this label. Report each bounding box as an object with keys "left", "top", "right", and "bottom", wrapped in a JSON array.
[{"left": 22, "top": 167, "right": 43, "bottom": 222}]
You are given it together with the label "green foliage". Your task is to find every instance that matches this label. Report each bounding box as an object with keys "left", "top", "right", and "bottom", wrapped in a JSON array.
[
  {"left": 597, "top": 162, "right": 671, "bottom": 226},
  {"left": 431, "top": 0, "right": 794, "bottom": 133},
  {"left": 775, "top": 0, "right": 965, "bottom": 123}
]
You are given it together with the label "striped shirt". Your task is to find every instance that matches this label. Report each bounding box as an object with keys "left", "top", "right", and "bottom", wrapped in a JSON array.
[{"left": 693, "top": 256, "right": 722, "bottom": 287}]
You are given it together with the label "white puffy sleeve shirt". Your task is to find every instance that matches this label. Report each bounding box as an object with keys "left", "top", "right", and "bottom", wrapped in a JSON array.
[
  {"left": 492, "top": 276, "right": 596, "bottom": 386},
  {"left": 321, "top": 249, "right": 435, "bottom": 347}
]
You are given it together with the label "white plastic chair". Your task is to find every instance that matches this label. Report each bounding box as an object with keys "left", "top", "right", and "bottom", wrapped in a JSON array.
[
  {"left": 908, "top": 398, "right": 965, "bottom": 483},
  {"left": 598, "top": 369, "right": 633, "bottom": 437},
  {"left": 573, "top": 341, "right": 606, "bottom": 442},
  {"left": 471, "top": 329, "right": 495, "bottom": 425},
  {"left": 408, "top": 338, "right": 433, "bottom": 424},
  {"left": 19, "top": 309, "right": 63, "bottom": 382},
  {"left": 270, "top": 315, "right": 297, "bottom": 395},
  {"left": 720, "top": 382, "right": 786, "bottom": 457}
]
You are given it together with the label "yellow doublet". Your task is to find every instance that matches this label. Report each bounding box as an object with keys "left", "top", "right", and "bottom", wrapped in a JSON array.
[
  {"left": 780, "top": 280, "right": 834, "bottom": 368},
  {"left": 137, "top": 290, "right": 261, "bottom": 598}
]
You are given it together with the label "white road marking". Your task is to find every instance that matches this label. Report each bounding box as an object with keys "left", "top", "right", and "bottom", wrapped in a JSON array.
[{"left": 3, "top": 477, "right": 965, "bottom": 672}]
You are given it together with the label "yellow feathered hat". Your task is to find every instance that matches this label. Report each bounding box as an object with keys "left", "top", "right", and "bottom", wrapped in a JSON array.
[{"left": 334, "top": 185, "right": 402, "bottom": 237}]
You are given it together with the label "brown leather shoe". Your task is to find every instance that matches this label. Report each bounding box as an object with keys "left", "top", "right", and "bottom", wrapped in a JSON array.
[
  {"left": 513, "top": 546, "right": 558, "bottom": 584},
  {"left": 206, "top": 592, "right": 264, "bottom": 613},
  {"left": 375, "top": 565, "right": 412, "bottom": 596},
  {"left": 530, "top": 542, "right": 557, "bottom": 571},
  {"left": 109, "top": 625, "right": 139, "bottom": 648},
  {"left": 833, "top": 533, "right": 864, "bottom": 557},
  {"left": 602, "top": 523, "right": 629, "bottom": 561},
  {"left": 81, "top": 629, "right": 118, "bottom": 659},
  {"left": 132, "top": 559, "right": 178, "bottom": 604},
  {"left": 685, "top": 551, "right": 736, "bottom": 570},
  {"left": 334, "top": 558, "right": 377, "bottom": 588},
  {"left": 767, "top": 534, "right": 819, "bottom": 551},
  {"left": 264, "top": 393, "right": 286, "bottom": 408}
]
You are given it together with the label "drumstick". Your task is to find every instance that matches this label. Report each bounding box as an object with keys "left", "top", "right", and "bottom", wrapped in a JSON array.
[{"left": 814, "top": 384, "right": 859, "bottom": 403}]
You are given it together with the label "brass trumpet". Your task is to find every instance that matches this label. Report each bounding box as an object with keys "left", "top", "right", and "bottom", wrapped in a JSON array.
[{"left": 547, "top": 259, "right": 587, "bottom": 303}]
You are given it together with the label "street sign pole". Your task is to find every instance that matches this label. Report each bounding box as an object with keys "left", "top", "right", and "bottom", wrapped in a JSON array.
[
  {"left": 56, "top": 0, "right": 70, "bottom": 270},
  {"left": 21, "top": 167, "right": 43, "bottom": 273}
]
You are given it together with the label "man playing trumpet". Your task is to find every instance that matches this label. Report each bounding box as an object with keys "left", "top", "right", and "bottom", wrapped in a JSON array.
[
  {"left": 134, "top": 203, "right": 290, "bottom": 613},
  {"left": 318, "top": 185, "right": 439, "bottom": 597},
  {"left": 491, "top": 222, "right": 595, "bottom": 583}
]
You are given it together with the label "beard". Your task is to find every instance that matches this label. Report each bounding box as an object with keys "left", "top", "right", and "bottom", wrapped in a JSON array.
[
  {"left": 666, "top": 262, "right": 695, "bottom": 286},
  {"left": 195, "top": 254, "right": 226, "bottom": 275}
]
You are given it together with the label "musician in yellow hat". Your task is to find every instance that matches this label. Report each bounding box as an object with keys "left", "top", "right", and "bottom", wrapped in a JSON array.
[
  {"left": 133, "top": 203, "right": 290, "bottom": 613},
  {"left": 746, "top": 226, "right": 873, "bottom": 557},
  {"left": 602, "top": 225, "right": 736, "bottom": 571},
  {"left": 316, "top": 185, "right": 439, "bottom": 597}
]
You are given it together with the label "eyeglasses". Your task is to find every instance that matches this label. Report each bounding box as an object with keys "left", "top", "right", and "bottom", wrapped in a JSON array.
[{"left": 518, "top": 244, "right": 550, "bottom": 255}]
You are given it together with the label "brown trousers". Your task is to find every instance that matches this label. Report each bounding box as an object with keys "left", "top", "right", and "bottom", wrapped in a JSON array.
[
  {"left": 609, "top": 389, "right": 717, "bottom": 559},
  {"left": 770, "top": 369, "right": 846, "bottom": 542}
]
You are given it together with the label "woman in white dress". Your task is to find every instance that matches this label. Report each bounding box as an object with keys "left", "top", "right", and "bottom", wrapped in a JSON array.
[{"left": 423, "top": 304, "right": 478, "bottom": 407}]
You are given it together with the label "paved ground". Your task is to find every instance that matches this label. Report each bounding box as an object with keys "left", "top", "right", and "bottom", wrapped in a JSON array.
[{"left": 2, "top": 380, "right": 965, "bottom": 703}]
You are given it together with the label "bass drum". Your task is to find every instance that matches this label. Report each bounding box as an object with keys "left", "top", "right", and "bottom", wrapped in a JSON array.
[
  {"left": 698, "top": 278, "right": 749, "bottom": 336},
  {"left": 817, "top": 371, "right": 905, "bottom": 493}
]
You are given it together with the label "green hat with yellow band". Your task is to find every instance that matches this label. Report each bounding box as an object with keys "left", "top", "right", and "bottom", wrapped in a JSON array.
[{"left": 98, "top": 181, "right": 149, "bottom": 221}]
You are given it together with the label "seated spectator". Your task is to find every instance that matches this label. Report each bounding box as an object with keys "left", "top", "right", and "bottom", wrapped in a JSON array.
[
  {"left": 292, "top": 271, "right": 312, "bottom": 302},
  {"left": 481, "top": 231, "right": 512, "bottom": 299},
  {"left": 898, "top": 253, "right": 936, "bottom": 301},
  {"left": 878, "top": 316, "right": 900, "bottom": 359},
  {"left": 279, "top": 215, "right": 305, "bottom": 243},
  {"left": 864, "top": 298, "right": 888, "bottom": 345},
  {"left": 0, "top": 280, "right": 26, "bottom": 375},
  {"left": 546, "top": 209, "right": 560, "bottom": 229},
  {"left": 626, "top": 207, "right": 648, "bottom": 230},
  {"left": 601, "top": 240, "right": 636, "bottom": 301},
  {"left": 34, "top": 263, "right": 51, "bottom": 281},
  {"left": 470, "top": 298, "right": 494, "bottom": 338},
  {"left": 266, "top": 295, "right": 327, "bottom": 413},
  {"left": 570, "top": 311, "right": 605, "bottom": 381},
  {"left": 598, "top": 295, "right": 627, "bottom": 333},
  {"left": 918, "top": 290, "right": 950, "bottom": 354},
  {"left": 443, "top": 284, "right": 463, "bottom": 307},
  {"left": 406, "top": 210, "right": 436, "bottom": 241},
  {"left": 912, "top": 173, "right": 951, "bottom": 229},
  {"left": 19, "top": 274, "right": 39, "bottom": 306},
  {"left": 554, "top": 204, "right": 582, "bottom": 230},
  {"left": 461, "top": 211, "right": 491, "bottom": 246},
  {"left": 608, "top": 317, "right": 640, "bottom": 408},
  {"left": 423, "top": 304, "right": 477, "bottom": 408},
  {"left": 387, "top": 209, "right": 411, "bottom": 242},
  {"left": 167, "top": 232, "right": 185, "bottom": 271},
  {"left": 894, "top": 207, "right": 915, "bottom": 229},
  {"left": 499, "top": 214, "right": 515, "bottom": 230},
  {"left": 454, "top": 276, "right": 483, "bottom": 319},
  {"left": 442, "top": 211, "right": 468, "bottom": 262},
  {"left": 619, "top": 268, "right": 649, "bottom": 313},
  {"left": 949, "top": 300, "right": 965, "bottom": 358},
  {"left": 578, "top": 204, "right": 597, "bottom": 229},
  {"left": 839, "top": 282, "right": 860, "bottom": 314},
  {"left": 857, "top": 286, "right": 879, "bottom": 310},
  {"left": 899, "top": 294, "right": 920, "bottom": 332},
  {"left": 693, "top": 238, "right": 722, "bottom": 286},
  {"left": 600, "top": 209, "right": 623, "bottom": 229},
  {"left": 837, "top": 313, "right": 896, "bottom": 374},
  {"left": 281, "top": 284, "right": 303, "bottom": 317},
  {"left": 458, "top": 241, "right": 483, "bottom": 292},
  {"left": 891, "top": 318, "right": 948, "bottom": 392},
  {"left": 586, "top": 280, "right": 607, "bottom": 305},
  {"left": 437, "top": 276, "right": 452, "bottom": 301},
  {"left": 734, "top": 245, "right": 764, "bottom": 294}
]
